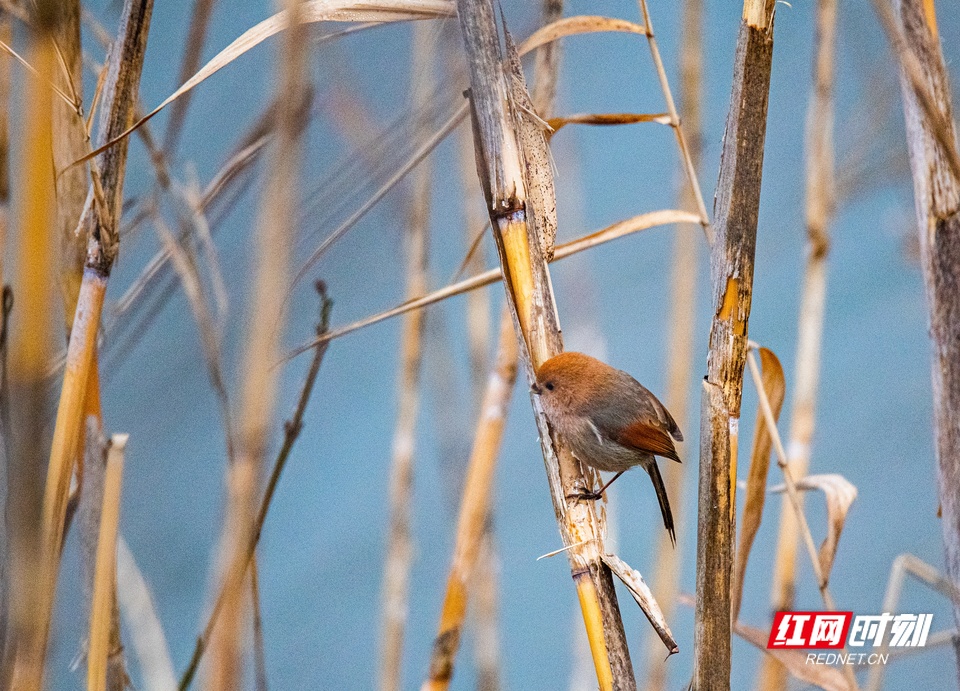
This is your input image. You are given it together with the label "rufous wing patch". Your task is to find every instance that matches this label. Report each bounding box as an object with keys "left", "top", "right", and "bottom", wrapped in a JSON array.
[{"left": 612, "top": 419, "right": 681, "bottom": 462}]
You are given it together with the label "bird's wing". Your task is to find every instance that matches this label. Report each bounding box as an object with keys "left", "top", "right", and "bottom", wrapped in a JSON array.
[
  {"left": 608, "top": 417, "right": 681, "bottom": 463},
  {"left": 616, "top": 370, "right": 684, "bottom": 443},
  {"left": 651, "top": 395, "right": 683, "bottom": 442}
]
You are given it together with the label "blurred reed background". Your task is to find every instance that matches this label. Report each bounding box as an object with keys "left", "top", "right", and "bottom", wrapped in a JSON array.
[{"left": 1, "top": 0, "right": 959, "bottom": 689}]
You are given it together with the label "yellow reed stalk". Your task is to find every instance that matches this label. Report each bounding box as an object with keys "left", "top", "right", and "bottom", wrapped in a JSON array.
[
  {"left": 88, "top": 434, "right": 128, "bottom": 691},
  {"left": 456, "top": 1, "right": 631, "bottom": 687},
  {"left": 0, "top": 12, "right": 10, "bottom": 291},
  {"left": 7, "top": 6, "right": 57, "bottom": 687},
  {"left": 423, "top": 311, "right": 518, "bottom": 691},
  {"left": 35, "top": 3, "right": 153, "bottom": 681}
]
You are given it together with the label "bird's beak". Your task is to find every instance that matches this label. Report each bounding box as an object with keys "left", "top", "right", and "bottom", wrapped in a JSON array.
[{"left": 531, "top": 382, "right": 542, "bottom": 395}]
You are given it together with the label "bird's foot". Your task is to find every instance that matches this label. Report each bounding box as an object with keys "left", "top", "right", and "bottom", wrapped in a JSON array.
[{"left": 565, "top": 489, "right": 603, "bottom": 503}]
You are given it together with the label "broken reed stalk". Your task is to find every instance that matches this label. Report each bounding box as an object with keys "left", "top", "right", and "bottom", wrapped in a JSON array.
[
  {"left": 456, "top": 1, "right": 634, "bottom": 689},
  {"left": 380, "top": 21, "right": 434, "bottom": 691},
  {"left": 423, "top": 311, "right": 519, "bottom": 690},
  {"left": 644, "top": 0, "right": 702, "bottom": 687},
  {"left": 178, "top": 287, "right": 332, "bottom": 691},
  {"left": 762, "top": 0, "right": 837, "bottom": 687},
  {"left": 888, "top": 0, "right": 960, "bottom": 679},
  {"left": 5, "top": 3, "right": 58, "bottom": 686},
  {"left": 428, "top": 0, "right": 564, "bottom": 684},
  {"left": 692, "top": 1, "right": 775, "bottom": 689},
  {"left": 79, "top": 419, "right": 126, "bottom": 691},
  {"left": 206, "top": 0, "right": 309, "bottom": 686},
  {"left": 39, "top": 0, "right": 152, "bottom": 667},
  {"left": 87, "top": 434, "right": 128, "bottom": 691}
]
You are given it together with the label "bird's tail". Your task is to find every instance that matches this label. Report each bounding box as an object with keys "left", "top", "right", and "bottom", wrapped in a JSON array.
[{"left": 648, "top": 462, "right": 675, "bottom": 547}]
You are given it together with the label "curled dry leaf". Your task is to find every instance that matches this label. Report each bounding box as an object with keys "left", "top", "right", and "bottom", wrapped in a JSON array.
[
  {"left": 735, "top": 622, "right": 852, "bottom": 691},
  {"left": 769, "top": 473, "right": 858, "bottom": 580},
  {"left": 600, "top": 553, "right": 678, "bottom": 654},
  {"left": 733, "top": 346, "right": 785, "bottom": 620}
]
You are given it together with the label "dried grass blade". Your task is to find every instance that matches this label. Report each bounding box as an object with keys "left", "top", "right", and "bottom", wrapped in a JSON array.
[
  {"left": 547, "top": 112, "right": 669, "bottom": 133},
  {"left": 73, "top": 0, "right": 454, "bottom": 168},
  {"left": 734, "top": 622, "right": 851, "bottom": 691},
  {"left": 520, "top": 15, "right": 646, "bottom": 54},
  {"left": 284, "top": 209, "right": 700, "bottom": 359},
  {"left": 732, "top": 346, "right": 784, "bottom": 621},
  {"left": 116, "top": 537, "right": 177, "bottom": 691},
  {"left": 0, "top": 37, "right": 79, "bottom": 110},
  {"left": 601, "top": 553, "right": 678, "bottom": 655}
]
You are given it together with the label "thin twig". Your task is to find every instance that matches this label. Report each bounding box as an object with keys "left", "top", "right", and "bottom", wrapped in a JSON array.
[
  {"left": 178, "top": 284, "right": 332, "bottom": 690},
  {"left": 250, "top": 558, "right": 269, "bottom": 691}
]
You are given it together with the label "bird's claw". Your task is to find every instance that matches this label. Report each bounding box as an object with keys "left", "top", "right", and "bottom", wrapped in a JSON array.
[{"left": 565, "top": 489, "right": 602, "bottom": 503}]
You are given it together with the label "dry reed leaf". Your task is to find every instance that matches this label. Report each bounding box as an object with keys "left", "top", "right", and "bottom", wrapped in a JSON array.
[
  {"left": 75, "top": 0, "right": 454, "bottom": 167},
  {"left": 735, "top": 622, "right": 851, "bottom": 691},
  {"left": 283, "top": 208, "right": 701, "bottom": 359},
  {"left": 600, "top": 553, "right": 678, "bottom": 654},
  {"left": 520, "top": 15, "right": 647, "bottom": 55},
  {"left": 732, "top": 346, "right": 784, "bottom": 620},
  {"left": 0, "top": 38, "right": 80, "bottom": 111},
  {"left": 116, "top": 538, "right": 177, "bottom": 691},
  {"left": 546, "top": 112, "right": 670, "bottom": 134},
  {"left": 769, "top": 473, "right": 857, "bottom": 580}
]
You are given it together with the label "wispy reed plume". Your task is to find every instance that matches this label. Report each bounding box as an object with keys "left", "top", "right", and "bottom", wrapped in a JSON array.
[{"left": 5, "top": 3, "right": 59, "bottom": 686}]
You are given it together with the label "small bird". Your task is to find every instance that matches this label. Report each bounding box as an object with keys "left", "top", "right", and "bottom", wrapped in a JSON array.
[{"left": 532, "top": 352, "right": 683, "bottom": 544}]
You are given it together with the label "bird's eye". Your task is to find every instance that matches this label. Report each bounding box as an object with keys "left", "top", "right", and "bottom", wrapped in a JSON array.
[{"left": 545, "top": 382, "right": 554, "bottom": 391}]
